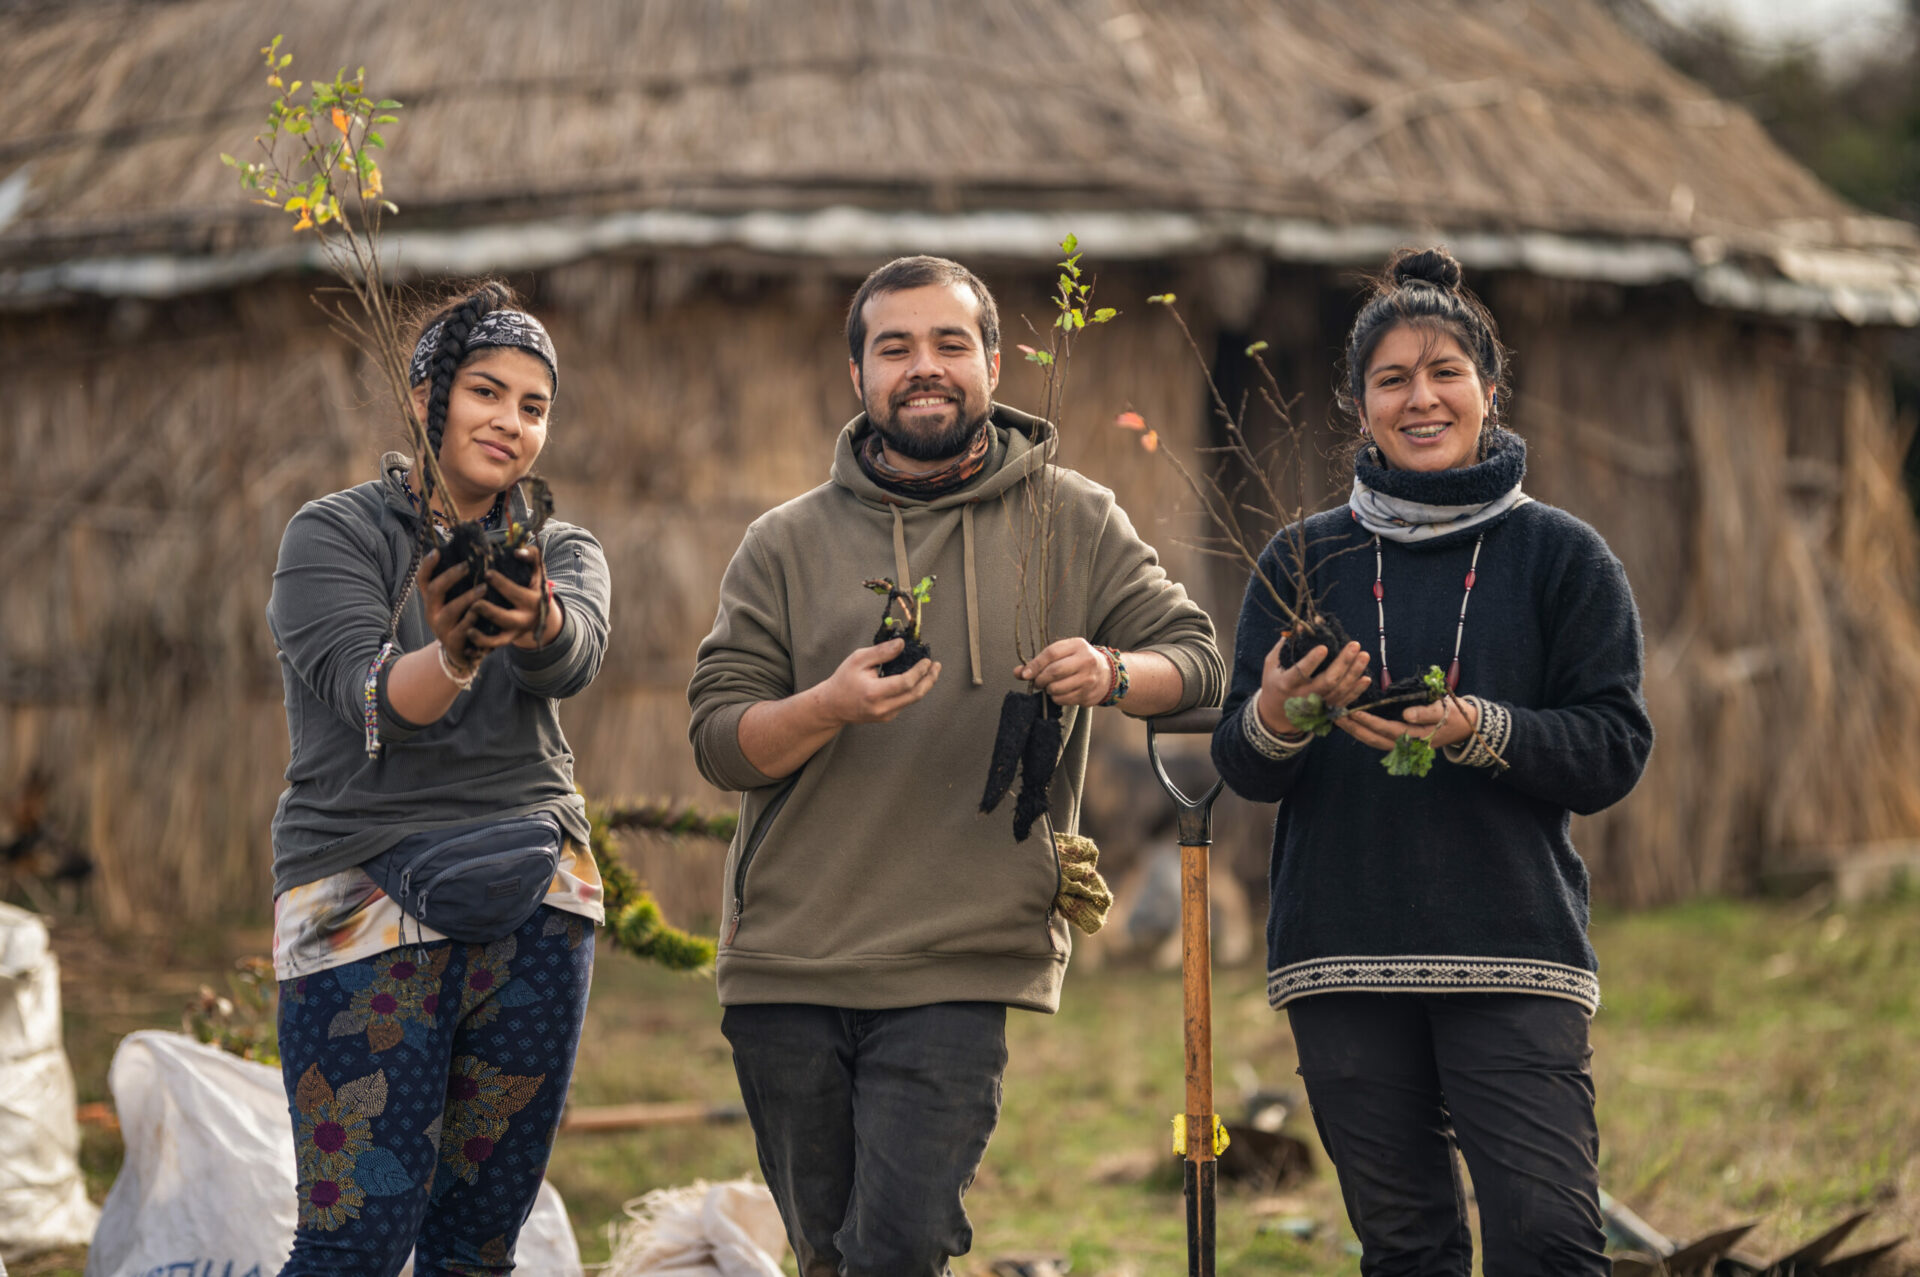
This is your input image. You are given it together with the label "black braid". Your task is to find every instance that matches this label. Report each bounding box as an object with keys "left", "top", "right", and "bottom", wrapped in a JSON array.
[{"left": 421, "top": 284, "right": 510, "bottom": 455}]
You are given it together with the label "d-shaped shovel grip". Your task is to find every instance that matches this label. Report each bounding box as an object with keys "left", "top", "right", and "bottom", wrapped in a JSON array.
[{"left": 1146, "top": 708, "right": 1225, "bottom": 847}]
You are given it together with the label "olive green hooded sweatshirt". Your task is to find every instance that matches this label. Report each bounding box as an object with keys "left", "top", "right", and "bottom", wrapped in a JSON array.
[{"left": 689, "top": 405, "right": 1223, "bottom": 1013}]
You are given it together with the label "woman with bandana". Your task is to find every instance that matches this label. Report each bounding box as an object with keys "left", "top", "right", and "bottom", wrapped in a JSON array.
[
  {"left": 265, "top": 280, "right": 609, "bottom": 1274},
  {"left": 1211, "top": 248, "right": 1652, "bottom": 1276}
]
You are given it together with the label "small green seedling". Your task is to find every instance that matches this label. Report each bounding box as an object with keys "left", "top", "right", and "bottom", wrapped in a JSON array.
[
  {"left": 865, "top": 574, "right": 936, "bottom": 640},
  {"left": 1282, "top": 692, "right": 1340, "bottom": 737},
  {"left": 1380, "top": 665, "right": 1452, "bottom": 777}
]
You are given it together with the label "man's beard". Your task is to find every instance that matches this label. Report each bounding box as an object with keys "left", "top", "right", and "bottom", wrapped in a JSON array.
[{"left": 868, "top": 386, "right": 990, "bottom": 461}]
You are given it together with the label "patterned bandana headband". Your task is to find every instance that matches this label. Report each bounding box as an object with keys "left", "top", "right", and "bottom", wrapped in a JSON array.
[{"left": 407, "top": 310, "right": 559, "bottom": 394}]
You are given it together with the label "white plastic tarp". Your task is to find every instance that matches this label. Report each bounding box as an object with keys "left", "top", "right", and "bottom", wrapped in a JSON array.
[{"left": 85, "top": 1030, "right": 581, "bottom": 1277}]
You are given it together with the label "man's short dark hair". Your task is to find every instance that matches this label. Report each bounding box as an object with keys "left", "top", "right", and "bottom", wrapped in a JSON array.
[{"left": 845, "top": 256, "right": 1001, "bottom": 365}]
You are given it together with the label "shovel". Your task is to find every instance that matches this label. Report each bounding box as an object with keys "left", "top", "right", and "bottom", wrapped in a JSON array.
[{"left": 1147, "top": 707, "right": 1227, "bottom": 1277}]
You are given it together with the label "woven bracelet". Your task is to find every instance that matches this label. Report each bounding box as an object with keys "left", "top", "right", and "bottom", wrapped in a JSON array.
[
  {"left": 1243, "top": 698, "right": 1311, "bottom": 761},
  {"left": 1442, "top": 695, "right": 1513, "bottom": 770},
  {"left": 1096, "top": 646, "right": 1129, "bottom": 706}
]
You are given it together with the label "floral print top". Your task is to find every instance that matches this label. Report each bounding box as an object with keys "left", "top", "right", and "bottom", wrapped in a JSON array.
[{"left": 273, "top": 838, "right": 602, "bottom": 980}]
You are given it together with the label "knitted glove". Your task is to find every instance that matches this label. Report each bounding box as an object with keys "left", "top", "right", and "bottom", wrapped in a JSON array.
[{"left": 1053, "top": 832, "right": 1114, "bottom": 935}]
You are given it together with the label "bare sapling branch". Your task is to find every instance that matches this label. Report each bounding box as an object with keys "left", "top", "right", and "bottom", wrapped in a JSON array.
[
  {"left": 223, "top": 37, "right": 456, "bottom": 535},
  {"left": 1118, "top": 296, "right": 1507, "bottom": 777}
]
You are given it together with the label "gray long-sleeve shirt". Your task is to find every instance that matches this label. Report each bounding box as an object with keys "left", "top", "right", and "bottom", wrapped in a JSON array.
[{"left": 266, "top": 454, "right": 610, "bottom": 896}]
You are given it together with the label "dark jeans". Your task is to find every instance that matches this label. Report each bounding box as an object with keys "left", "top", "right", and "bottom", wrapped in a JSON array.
[
  {"left": 1287, "top": 992, "right": 1607, "bottom": 1277},
  {"left": 721, "top": 1001, "right": 1009, "bottom": 1277}
]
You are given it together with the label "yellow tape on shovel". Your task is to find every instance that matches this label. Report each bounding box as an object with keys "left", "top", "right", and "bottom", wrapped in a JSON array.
[{"left": 1170, "top": 1113, "right": 1231, "bottom": 1157}]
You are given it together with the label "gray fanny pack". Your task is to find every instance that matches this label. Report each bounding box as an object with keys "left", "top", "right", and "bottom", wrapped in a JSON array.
[{"left": 363, "top": 813, "right": 562, "bottom": 944}]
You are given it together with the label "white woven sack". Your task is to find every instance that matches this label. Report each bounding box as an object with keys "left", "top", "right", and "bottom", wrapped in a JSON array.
[
  {"left": 0, "top": 902, "right": 99, "bottom": 1260},
  {"left": 602, "top": 1178, "right": 787, "bottom": 1277},
  {"left": 84, "top": 1030, "right": 580, "bottom": 1277}
]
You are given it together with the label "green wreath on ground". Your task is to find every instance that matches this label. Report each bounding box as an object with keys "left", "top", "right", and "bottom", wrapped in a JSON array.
[{"left": 587, "top": 798, "right": 728, "bottom": 973}]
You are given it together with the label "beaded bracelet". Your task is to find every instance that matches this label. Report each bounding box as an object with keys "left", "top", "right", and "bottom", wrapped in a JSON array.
[
  {"left": 437, "top": 641, "right": 479, "bottom": 692},
  {"left": 362, "top": 641, "right": 398, "bottom": 759},
  {"left": 1096, "top": 645, "right": 1129, "bottom": 706}
]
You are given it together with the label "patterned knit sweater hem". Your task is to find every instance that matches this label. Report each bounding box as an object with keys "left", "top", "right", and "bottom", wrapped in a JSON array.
[{"left": 1267, "top": 954, "right": 1600, "bottom": 1013}]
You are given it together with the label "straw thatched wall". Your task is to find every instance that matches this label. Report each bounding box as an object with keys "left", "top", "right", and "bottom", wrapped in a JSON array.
[
  {"left": 9, "top": 251, "right": 1920, "bottom": 927},
  {"left": 1508, "top": 294, "right": 1920, "bottom": 903},
  {"left": 0, "top": 258, "right": 1228, "bottom": 929}
]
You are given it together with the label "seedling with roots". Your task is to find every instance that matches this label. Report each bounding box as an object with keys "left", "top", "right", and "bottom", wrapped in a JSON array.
[
  {"left": 1120, "top": 299, "right": 1506, "bottom": 776},
  {"left": 983, "top": 235, "right": 1119, "bottom": 840},
  {"left": 864, "top": 575, "right": 936, "bottom": 676},
  {"left": 223, "top": 36, "right": 552, "bottom": 660}
]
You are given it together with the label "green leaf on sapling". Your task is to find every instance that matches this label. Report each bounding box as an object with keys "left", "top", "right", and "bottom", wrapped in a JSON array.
[
  {"left": 1382, "top": 734, "right": 1436, "bottom": 778},
  {"left": 1282, "top": 693, "right": 1336, "bottom": 738}
]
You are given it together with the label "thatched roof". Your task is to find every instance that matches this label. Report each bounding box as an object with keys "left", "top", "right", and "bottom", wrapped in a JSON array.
[{"left": 4, "top": 0, "right": 1918, "bottom": 320}]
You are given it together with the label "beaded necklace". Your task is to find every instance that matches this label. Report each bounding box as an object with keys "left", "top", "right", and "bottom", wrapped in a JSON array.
[{"left": 1371, "top": 532, "right": 1484, "bottom": 693}]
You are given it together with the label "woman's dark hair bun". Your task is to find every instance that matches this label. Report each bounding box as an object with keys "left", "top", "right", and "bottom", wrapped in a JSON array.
[
  {"left": 1338, "top": 245, "right": 1510, "bottom": 435},
  {"left": 1389, "top": 247, "right": 1463, "bottom": 291}
]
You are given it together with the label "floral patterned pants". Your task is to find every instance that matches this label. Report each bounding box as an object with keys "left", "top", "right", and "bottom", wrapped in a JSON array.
[{"left": 275, "top": 906, "right": 594, "bottom": 1276}]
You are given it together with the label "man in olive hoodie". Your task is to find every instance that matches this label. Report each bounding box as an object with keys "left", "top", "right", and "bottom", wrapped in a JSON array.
[{"left": 689, "top": 256, "right": 1222, "bottom": 1277}]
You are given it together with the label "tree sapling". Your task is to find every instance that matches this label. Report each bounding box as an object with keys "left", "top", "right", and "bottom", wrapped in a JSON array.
[
  {"left": 982, "top": 235, "right": 1117, "bottom": 840},
  {"left": 225, "top": 37, "right": 555, "bottom": 663},
  {"left": 1117, "top": 299, "right": 1502, "bottom": 776}
]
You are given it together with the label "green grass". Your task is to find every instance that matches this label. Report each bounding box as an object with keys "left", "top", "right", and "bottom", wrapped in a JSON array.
[{"left": 37, "top": 897, "right": 1920, "bottom": 1275}]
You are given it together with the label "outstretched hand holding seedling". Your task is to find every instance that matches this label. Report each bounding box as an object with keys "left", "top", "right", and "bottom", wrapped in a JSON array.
[
  {"left": 1261, "top": 639, "right": 1374, "bottom": 737},
  {"left": 1281, "top": 661, "right": 1468, "bottom": 777},
  {"left": 811, "top": 639, "right": 940, "bottom": 727}
]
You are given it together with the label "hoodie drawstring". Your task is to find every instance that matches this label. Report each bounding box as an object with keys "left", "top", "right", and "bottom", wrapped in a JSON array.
[
  {"left": 962, "top": 503, "right": 982, "bottom": 686},
  {"left": 890, "top": 505, "right": 911, "bottom": 604},
  {"left": 890, "top": 502, "right": 984, "bottom": 687}
]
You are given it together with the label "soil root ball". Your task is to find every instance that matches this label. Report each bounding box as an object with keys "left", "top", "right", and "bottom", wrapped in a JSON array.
[
  {"left": 981, "top": 691, "right": 1042, "bottom": 813},
  {"left": 1011, "top": 705, "right": 1065, "bottom": 843},
  {"left": 1275, "top": 613, "right": 1354, "bottom": 671},
  {"left": 874, "top": 625, "right": 932, "bottom": 677},
  {"left": 430, "top": 522, "right": 538, "bottom": 646}
]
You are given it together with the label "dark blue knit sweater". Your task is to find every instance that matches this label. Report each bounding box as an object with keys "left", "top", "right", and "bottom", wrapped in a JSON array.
[{"left": 1211, "top": 436, "right": 1653, "bottom": 1012}]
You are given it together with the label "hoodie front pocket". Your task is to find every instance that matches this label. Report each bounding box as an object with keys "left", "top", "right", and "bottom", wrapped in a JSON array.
[{"left": 724, "top": 775, "right": 800, "bottom": 946}]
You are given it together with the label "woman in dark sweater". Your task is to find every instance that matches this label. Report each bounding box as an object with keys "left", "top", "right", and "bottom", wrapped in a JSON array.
[
  {"left": 1211, "top": 248, "right": 1652, "bottom": 1276},
  {"left": 266, "top": 281, "right": 609, "bottom": 1275}
]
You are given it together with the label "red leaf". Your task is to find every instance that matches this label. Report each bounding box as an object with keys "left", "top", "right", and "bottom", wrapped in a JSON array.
[{"left": 1115, "top": 411, "right": 1146, "bottom": 431}]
